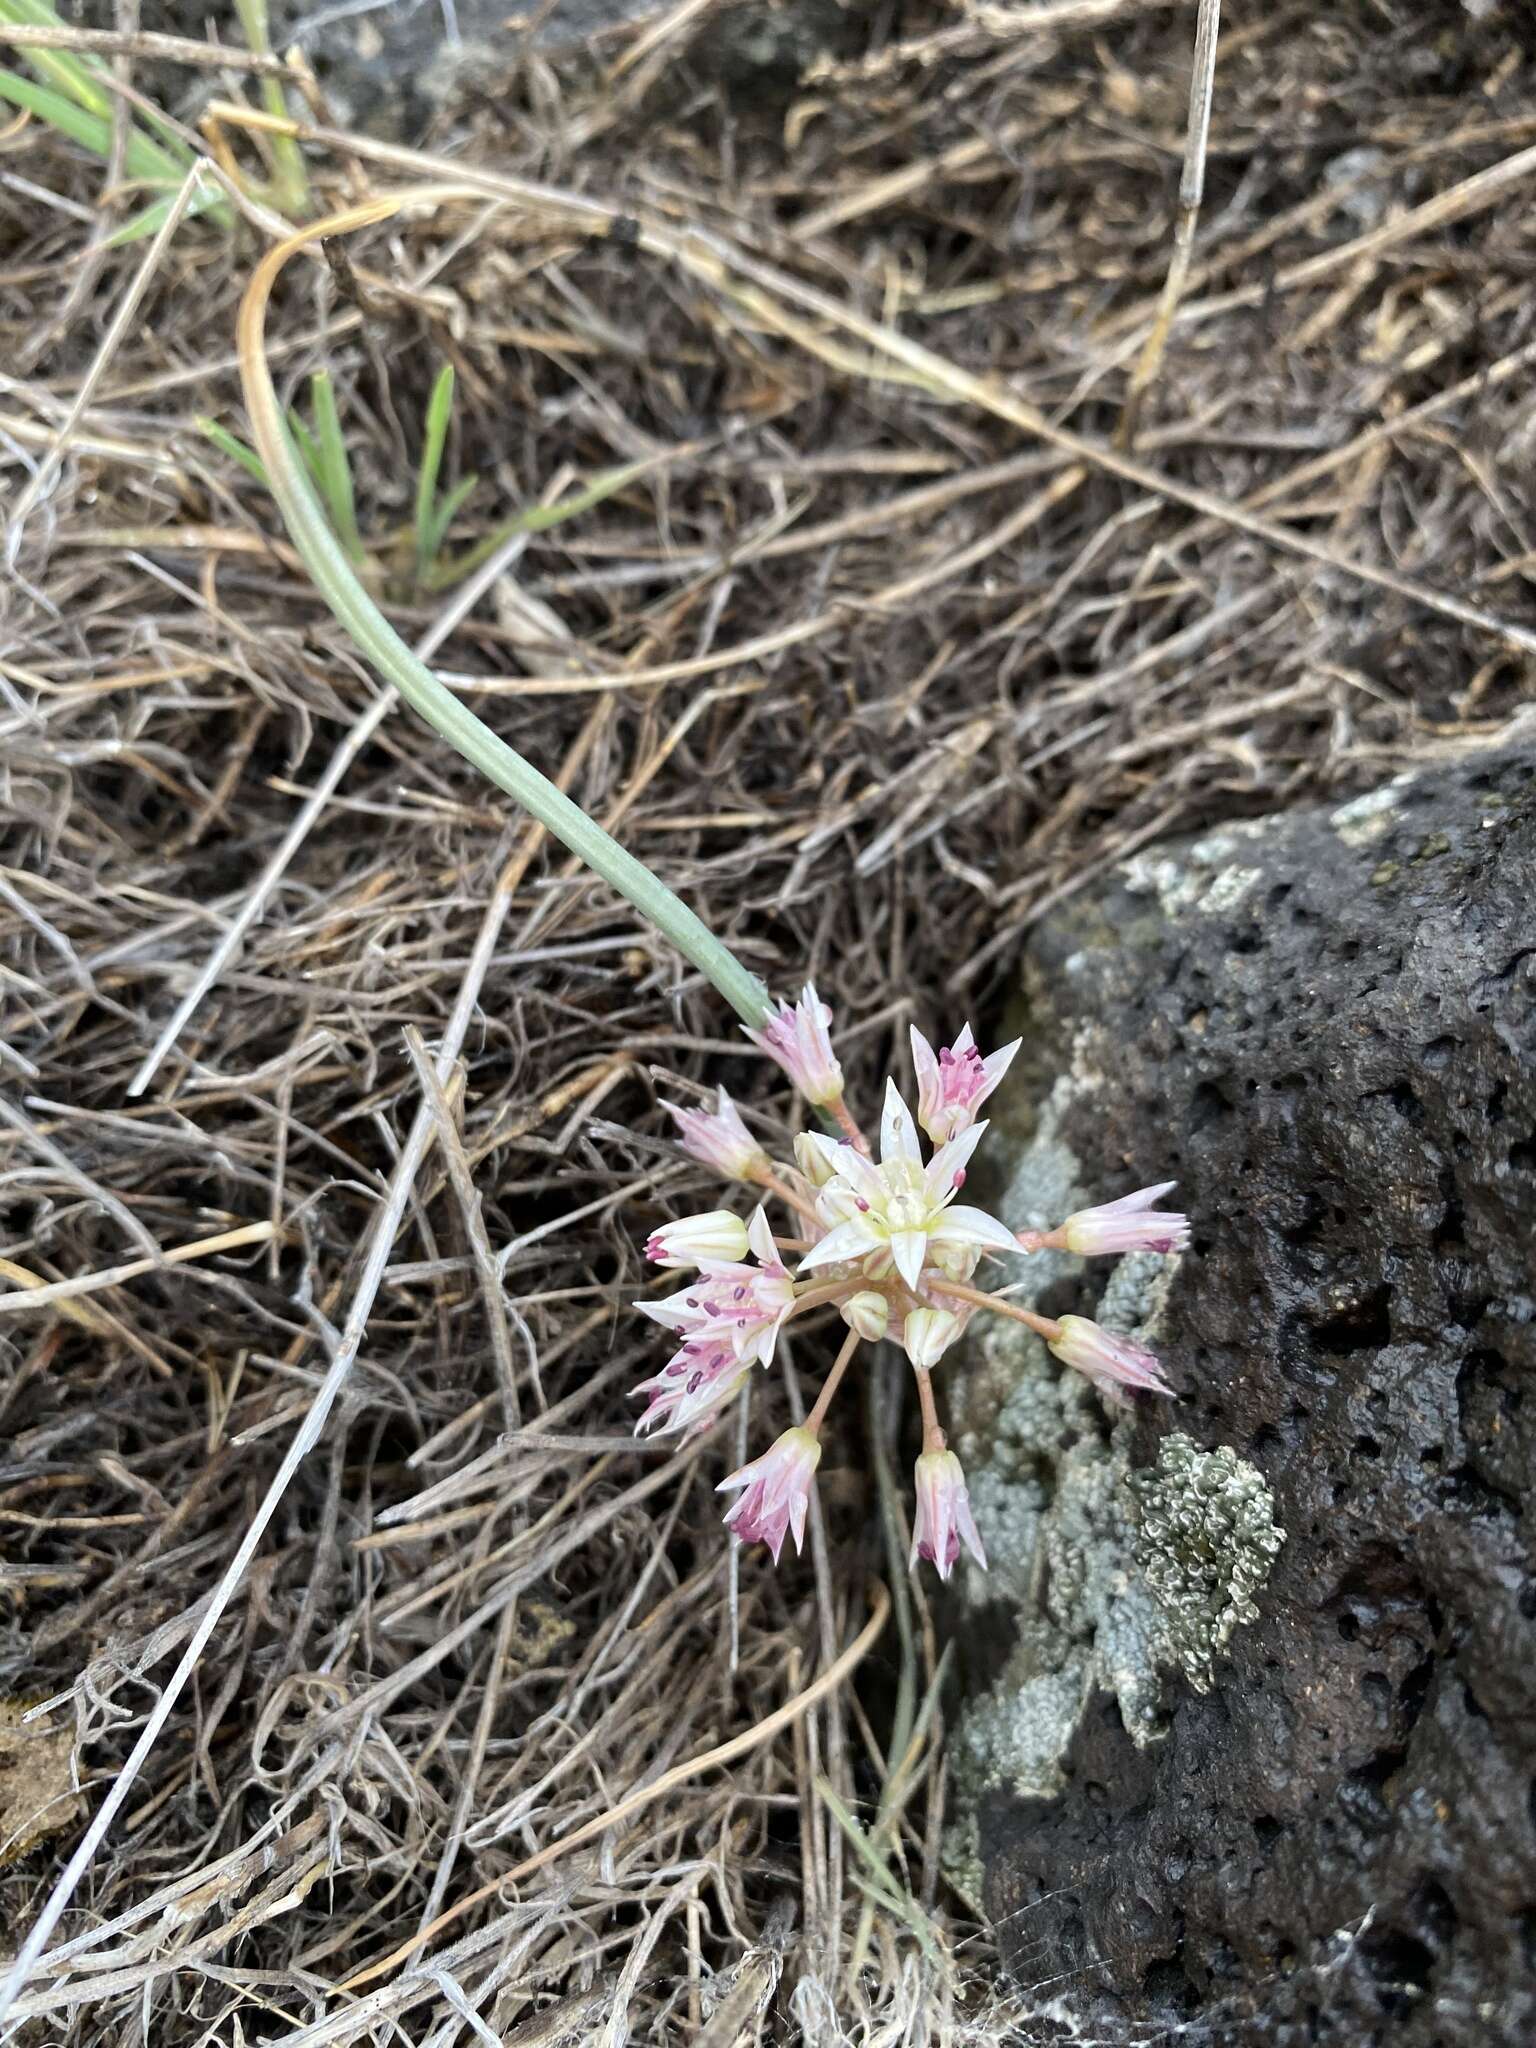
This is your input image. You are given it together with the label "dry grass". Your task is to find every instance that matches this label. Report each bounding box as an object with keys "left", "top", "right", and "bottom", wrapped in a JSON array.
[{"left": 2, "top": 1, "right": 1535, "bottom": 2040}]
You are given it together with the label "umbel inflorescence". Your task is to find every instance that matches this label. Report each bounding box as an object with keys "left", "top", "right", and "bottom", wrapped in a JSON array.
[{"left": 635, "top": 987, "right": 1188, "bottom": 1578}]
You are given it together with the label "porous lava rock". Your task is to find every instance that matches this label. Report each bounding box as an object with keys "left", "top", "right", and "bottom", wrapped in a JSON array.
[{"left": 965, "top": 749, "right": 1536, "bottom": 2045}]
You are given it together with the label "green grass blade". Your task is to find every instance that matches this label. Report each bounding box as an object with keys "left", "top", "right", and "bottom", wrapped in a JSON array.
[
  {"left": 817, "top": 1774, "right": 945, "bottom": 1968},
  {"left": 421, "top": 458, "right": 651, "bottom": 592},
  {"left": 0, "top": 67, "right": 145, "bottom": 170},
  {"left": 0, "top": 0, "right": 196, "bottom": 165},
  {"left": 306, "top": 371, "right": 363, "bottom": 563},
  {"left": 846, "top": 1872, "right": 945, "bottom": 1969},
  {"left": 104, "top": 182, "right": 227, "bottom": 246},
  {"left": 0, "top": 0, "right": 111, "bottom": 118},
  {"left": 413, "top": 362, "right": 456, "bottom": 579},
  {"left": 286, "top": 409, "right": 325, "bottom": 496},
  {"left": 197, "top": 418, "right": 270, "bottom": 488},
  {"left": 516, "top": 459, "right": 649, "bottom": 535},
  {"left": 0, "top": 67, "right": 225, "bottom": 228},
  {"left": 417, "top": 474, "right": 477, "bottom": 572},
  {"left": 230, "top": 0, "right": 308, "bottom": 216},
  {"left": 242, "top": 264, "right": 771, "bottom": 1033}
]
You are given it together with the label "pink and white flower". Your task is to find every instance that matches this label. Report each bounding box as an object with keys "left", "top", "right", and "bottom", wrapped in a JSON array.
[
  {"left": 910, "top": 1023, "right": 1021, "bottom": 1146},
  {"left": 663, "top": 1088, "right": 772, "bottom": 1183},
  {"left": 639, "top": 1209, "right": 795, "bottom": 1366},
  {"left": 747, "top": 983, "right": 844, "bottom": 1106},
  {"left": 1047, "top": 1314, "right": 1174, "bottom": 1398},
  {"left": 645, "top": 1209, "right": 750, "bottom": 1268},
  {"left": 1057, "top": 1183, "right": 1188, "bottom": 1257},
  {"left": 632, "top": 1340, "right": 747, "bottom": 1438},
  {"left": 798, "top": 1081, "right": 1021, "bottom": 1293},
  {"left": 633, "top": 988, "right": 1191, "bottom": 1575},
  {"left": 910, "top": 1448, "right": 987, "bottom": 1579},
  {"left": 719, "top": 1426, "right": 822, "bottom": 1562}
]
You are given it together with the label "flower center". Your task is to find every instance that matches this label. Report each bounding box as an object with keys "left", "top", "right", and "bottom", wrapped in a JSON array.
[{"left": 883, "top": 1189, "right": 930, "bottom": 1233}]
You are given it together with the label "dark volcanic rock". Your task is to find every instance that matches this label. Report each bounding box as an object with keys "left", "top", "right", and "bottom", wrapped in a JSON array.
[{"left": 965, "top": 750, "right": 1536, "bottom": 2046}]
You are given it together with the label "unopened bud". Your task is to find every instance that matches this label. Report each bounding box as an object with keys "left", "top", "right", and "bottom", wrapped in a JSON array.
[
  {"left": 841, "top": 1291, "right": 890, "bottom": 1342},
  {"left": 794, "top": 1131, "right": 837, "bottom": 1188},
  {"left": 902, "top": 1307, "right": 962, "bottom": 1370}
]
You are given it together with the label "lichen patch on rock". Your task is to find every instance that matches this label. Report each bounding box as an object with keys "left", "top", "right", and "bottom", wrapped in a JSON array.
[{"left": 1130, "top": 1433, "right": 1285, "bottom": 1697}]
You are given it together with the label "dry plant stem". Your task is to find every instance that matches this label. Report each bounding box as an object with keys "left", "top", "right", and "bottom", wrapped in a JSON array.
[
  {"left": 206, "top": 114, "right": 1536, "bottom": 658},
  {"left": 401, "top": 1027, "right": 521, "bottom": 1430},
  {"left": 340, "top": 1580, "right": 892, "bottom": 1992},
  {"left": 0, "top": 21, "right": 294, "bottom": 75},
  {"left": 5, "top": 161, "right": 209, "bottom": 543},
  {"left": 0, "top": 747, "right": 588, "bottom": 2030},
  {"left": 1118, "top": 0, "right": 1220, "bottom": 447},
  {"left": 0, "top": 1220, "right": 275, "bottom": 1313},
  {"left": 805, "top": 1327, "right": 861, "bottom": 1435},
  {"left": 0, "top": 1092, "right": 158, "bottom": 1257},
  {"left": 235, "top": 192, "right": 771, "bottom": 1032}
]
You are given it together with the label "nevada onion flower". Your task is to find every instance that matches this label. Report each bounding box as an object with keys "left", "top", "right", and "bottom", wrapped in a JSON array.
[{"left": 637, "top": 997, "right": 1186, "bottom": 1577}]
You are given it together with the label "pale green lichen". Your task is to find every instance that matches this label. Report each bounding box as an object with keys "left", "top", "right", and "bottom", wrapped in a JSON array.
[
  {"left": 1119, "top": 818, "right": 1273, "bottom": 920},
  {"left": 952, "top": 1318, "right": 1168, "bottom": 1802},
  {"left": 1130, "top": 1433, "right": 1286, "bottom": 1696},
  {"left": 947, "top": 1039, "right": 1284, "bottom": 1831},
  {"left": 1330, "top": 780, "right": 1404, "bottom": 847}
]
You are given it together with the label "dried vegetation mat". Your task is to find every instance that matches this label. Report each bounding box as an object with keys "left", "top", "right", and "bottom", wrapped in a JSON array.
[{"left": 2, "top": 0, "right": 1535, "bottom": 2040}]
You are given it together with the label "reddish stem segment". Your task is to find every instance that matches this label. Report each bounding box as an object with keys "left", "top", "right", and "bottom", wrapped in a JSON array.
[
  {"left": 913, "top": 1365, "right": 945, "bottom": 1454},
  {"left": 929, "top": 1277, "right": 1061, "bottom": 1342},
  {"left": 830, "top": 1096, "right": 870, "bottom": 1154},
  {"left": 806, "top": 1326, "right": 862, "bottom": 1435},
  {"left": 754, "top": 1169, "right": 822, "bottom": 1228},
  {"left": 788, "top": 1281, "right": 851, "bottom": 1318},
  {"left": 1015, "top": 1226, "right": 1067, "bottom": 1252}
]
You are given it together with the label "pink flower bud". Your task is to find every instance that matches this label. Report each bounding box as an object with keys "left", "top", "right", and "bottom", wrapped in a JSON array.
[
  {"left": 1048, "top": 1315, "right": 1174, "bottom": 1398},
  {"left": 1060, "top": 1183, "right": 1189, "bottom": 1257},
  {"left": 645, "top": 1210, "right": 750, "bottom": 1268},
  {"left": 910, "top": 1023, "right": 1020, "bottom": 1145},
  {"left": 663, "top": 1088, "right": 772, "bottom": 1183},
  {"left": 718, "top": 1426, "right": 822, "bottom": 1563},
  {"left": 747, "top": 983, "right": 844, "bottom": 1106},
  {"left": 910, "top": 1448, "right": 987, "bottom": 1579}
]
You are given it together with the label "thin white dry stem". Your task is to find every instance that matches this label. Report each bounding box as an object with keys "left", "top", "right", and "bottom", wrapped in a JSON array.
[
  {"left": 339, "top": 1580, "right": 892, "bottom": 1994},
  {"left": 4, "top": 163, "right": 210, "bottom": 546},
  {"left": 0, "top": 1092, "right": 160, "bottom": 1258},
  {"left": 402, "top": 1026, "right": 522, "bottom": 1430},
  {"left": 0, "top": 21, "right": 295, "bottom": 74},
  {"left": 1119, "top": 0, "right": 1220, "bottom": 446}
]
